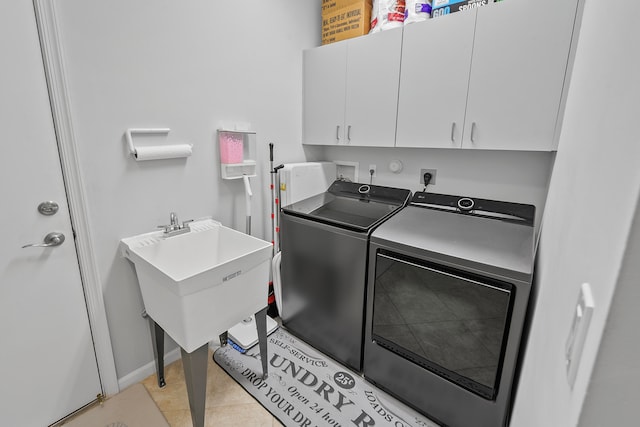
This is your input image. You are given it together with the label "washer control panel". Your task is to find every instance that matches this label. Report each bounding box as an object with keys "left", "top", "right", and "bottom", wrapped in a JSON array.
[
  {"left": 328, "top": 180, "right": 411, "bottom": 204},
  {"left": 410, "top": 191, "right": 535, "bottom": 225},
  {"left": 457, "top": 197, "right": 474, "bottom": 212}
]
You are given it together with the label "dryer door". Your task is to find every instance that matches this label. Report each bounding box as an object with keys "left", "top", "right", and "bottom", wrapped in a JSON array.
[{"left": 370, "top": 250, "right": 514, "bottom": 399}]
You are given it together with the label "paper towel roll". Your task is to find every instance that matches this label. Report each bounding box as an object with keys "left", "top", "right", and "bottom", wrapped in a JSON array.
[{"left": 134, "top": 144, "right": 192, "bottom": 161}]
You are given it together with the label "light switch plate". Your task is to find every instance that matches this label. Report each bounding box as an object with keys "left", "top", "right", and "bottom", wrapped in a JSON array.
[{"left": 565, "top": 282, "right": 595, "bottom": 388}]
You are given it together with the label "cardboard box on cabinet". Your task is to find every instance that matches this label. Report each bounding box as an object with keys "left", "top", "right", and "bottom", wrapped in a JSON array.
[
  {"left": 322, "top": 0, "right": 373, "bottom": 45},
  {"left": 322, "top": 0, "right": 372, "bottom": 13}
]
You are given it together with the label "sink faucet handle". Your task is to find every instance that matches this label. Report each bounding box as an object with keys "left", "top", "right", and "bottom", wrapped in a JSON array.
[{"left": 182, "top": 219, "right": 194, "bottom": 228}]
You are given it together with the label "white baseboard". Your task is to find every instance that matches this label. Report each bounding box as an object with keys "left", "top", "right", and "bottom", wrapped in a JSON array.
[{"left": 117, "top": 348, "right": 182, "bottom": 391}]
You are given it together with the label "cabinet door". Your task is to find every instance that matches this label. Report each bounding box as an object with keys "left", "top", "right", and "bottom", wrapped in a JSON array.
[
  {"left": 396, "top": 12, "right": 476, "bottom": 148},
  {"left": 463, "top": 0, "right": 578, "bottom": 150},
  {"left": 303, "top": 42, "right": 347, "bottom": 145},
  {"left": 344, "top": 28, "right": 402, "bottom": 146}
]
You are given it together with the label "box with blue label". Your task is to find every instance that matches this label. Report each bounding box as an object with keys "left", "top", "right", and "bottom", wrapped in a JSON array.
[{"left": 432, "top": 0, "right": 494, "bottom": 18}]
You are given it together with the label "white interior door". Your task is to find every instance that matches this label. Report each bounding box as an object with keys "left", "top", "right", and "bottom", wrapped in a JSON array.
[{"left": 0, "top": 1, "right": 102, "bottom": 425}]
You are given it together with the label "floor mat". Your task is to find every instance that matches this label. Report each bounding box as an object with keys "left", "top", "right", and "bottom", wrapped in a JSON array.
[
  {"left": 63, "top": 383, "right": 170, "bottom": 427},
  {"left": 214, "top": 328, "right": 440, "bottom": 427}
]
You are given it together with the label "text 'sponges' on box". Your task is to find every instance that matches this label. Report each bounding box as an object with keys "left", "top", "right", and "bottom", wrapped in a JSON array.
[
  {"left": 322, "top": 0, "right": 373, "bottom": 45},
  {"left": 432, "top": 0, "right": 494, "bottom": 18}
]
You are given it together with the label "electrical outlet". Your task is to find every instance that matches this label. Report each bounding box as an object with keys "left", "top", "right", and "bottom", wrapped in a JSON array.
[
  {"left": 368, "top": 164, "right": 377, "bottom": 177},
  {"left": 420, "top": 168, "right": 437, "bottom": 185}
]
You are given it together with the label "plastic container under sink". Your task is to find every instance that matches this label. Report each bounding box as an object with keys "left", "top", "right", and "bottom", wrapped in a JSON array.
[{"left": 227, "top": 315, "right": 279, "bottom": 353}]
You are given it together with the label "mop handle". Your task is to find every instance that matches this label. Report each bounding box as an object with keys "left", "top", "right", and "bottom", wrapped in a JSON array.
[
  {"left": 243, "top": 175, "right": 252, "bottom": 235},
  {"left": 268, "top": 143, "right": 275, "bottom": 255},
  {"left": 273, "top": 164, "right": 284, "bottom": 252}
]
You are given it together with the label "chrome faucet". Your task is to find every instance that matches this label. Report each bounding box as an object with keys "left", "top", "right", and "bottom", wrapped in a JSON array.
[{"left": 159, "top": 212, "right": 192, "bottom": 237}]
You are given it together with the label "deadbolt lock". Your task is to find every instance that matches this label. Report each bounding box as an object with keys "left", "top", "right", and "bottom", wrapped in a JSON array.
[{"left": 38, "top": 201, "right": 59, "bottom": 216}]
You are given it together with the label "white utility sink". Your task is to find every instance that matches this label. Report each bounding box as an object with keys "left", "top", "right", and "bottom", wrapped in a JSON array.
[{"left": 120, "top": 218, "right": 272, "bottom": 352}]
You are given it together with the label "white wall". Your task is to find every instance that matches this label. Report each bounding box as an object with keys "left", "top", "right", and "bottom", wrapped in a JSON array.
[
  {"left": 578, "top": 196, "right": 640, "bottom": 426},
  {"left": 54, "top": 0, "right": 319, "bottom": 380},
  {"left": 510, "top": 0, "right": 640, "bottom": 425}
]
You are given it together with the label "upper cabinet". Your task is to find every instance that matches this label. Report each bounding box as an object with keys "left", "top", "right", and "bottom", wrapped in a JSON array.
[
  {"left": 462, "top": 0, "right": 578, "bottom": 150},
  {"left": 303, "top": 41, "right": 347, "bottom": 145},
  {"left": 305, "top": 0, "right": 581, "bottom": 151},
  {"left": 395, "top": 11, "right": 476, "bottom": 148},
  {"left": 303, "top": 28, "right": 402, "bottom": 146}
]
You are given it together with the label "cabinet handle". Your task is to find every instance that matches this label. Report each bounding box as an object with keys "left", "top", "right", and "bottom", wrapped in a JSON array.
[
  {"left": 336, "top": 125, "right": 341, "bottom": 142},
  {"left": 347, "top": 125, "right": 352, "bottom": 142},
  {"left": 471, "top": 122, "right": 477, "bottom": 143},
  {"left": 451, "top": 122, "right": 456, "bottom": 143}
]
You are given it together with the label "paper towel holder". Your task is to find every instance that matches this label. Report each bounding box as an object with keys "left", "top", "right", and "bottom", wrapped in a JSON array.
[{"left": 124, "top": 128, "right": 193, "bottom": 161}]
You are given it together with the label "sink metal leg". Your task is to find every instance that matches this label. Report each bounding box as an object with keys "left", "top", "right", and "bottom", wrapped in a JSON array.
[
  {"left": 181, "top": 343, "right": 208, "bottom": 427},
  {"left": 254, "top": 306, "right": 269, "bottom": 379},
  {"left": 148, "top": 317, "right": 166, "bottom": 388}
]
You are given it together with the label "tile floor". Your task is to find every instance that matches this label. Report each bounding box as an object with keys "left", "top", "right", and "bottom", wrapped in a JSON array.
[{"left": 141, "top": 349, "right": 283, "bottom": 427}]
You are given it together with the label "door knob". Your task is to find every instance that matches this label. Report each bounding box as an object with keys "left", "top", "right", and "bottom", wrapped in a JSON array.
[{"left": 22, "top": 232, "right": 66, "bottom": 248}]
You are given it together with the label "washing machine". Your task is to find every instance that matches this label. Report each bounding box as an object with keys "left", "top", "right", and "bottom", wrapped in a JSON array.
[{"left": 279, "top": 180, "right": 411, "bottom": 372}]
